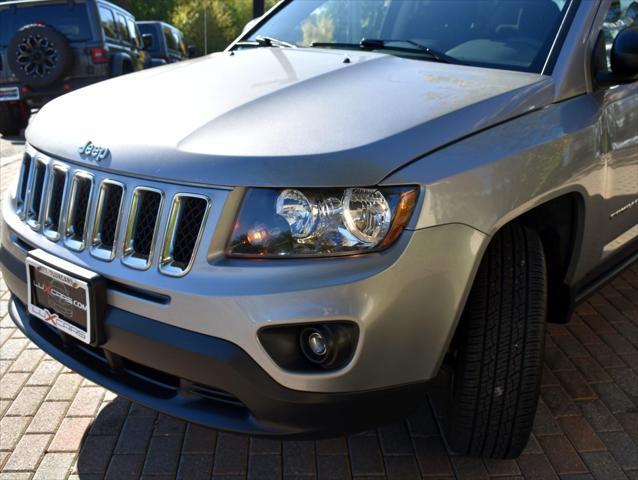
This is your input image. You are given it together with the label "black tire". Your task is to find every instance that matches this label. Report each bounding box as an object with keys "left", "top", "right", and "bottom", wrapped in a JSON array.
[
  {"left": 445, "top": 223, "right": 546, "bottom": 459},
  {"left": 0, "top": 102, "right": 28, "bottom": 137},
  {"left": 8, "top": 24, "right": 73, "bottom": 88}
]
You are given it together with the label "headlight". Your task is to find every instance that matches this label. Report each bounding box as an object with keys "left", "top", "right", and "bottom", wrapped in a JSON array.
[{"left": 226, "top": 186, "right": 418, "bottom": 258}]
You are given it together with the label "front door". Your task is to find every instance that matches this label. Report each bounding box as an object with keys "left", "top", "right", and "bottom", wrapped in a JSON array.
[{"left": 595, "top": 0, "right": 638, "bottom": 258}]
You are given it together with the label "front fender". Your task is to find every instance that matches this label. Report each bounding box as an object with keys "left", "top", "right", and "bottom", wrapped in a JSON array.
[{"left": 382, "top": 94, "right": 604, "bottom": 284}]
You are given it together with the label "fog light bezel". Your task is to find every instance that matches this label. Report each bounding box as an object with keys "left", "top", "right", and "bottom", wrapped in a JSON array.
[{"left": 258, "top": 321, "right": 359, "bottom": 373}]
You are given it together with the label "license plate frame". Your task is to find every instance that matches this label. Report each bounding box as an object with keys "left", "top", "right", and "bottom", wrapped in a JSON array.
[
  {"left": 0, "top": 87, "right": 20, "bottom": 102},
  {"left": 26, "top": 249, "right": 106, "bottom": 345}
]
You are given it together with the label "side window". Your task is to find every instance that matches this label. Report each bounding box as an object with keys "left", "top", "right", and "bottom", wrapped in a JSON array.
[
  {"left": 99, "top": 6, "right": 117, "bottom": 39},
  {"left": 626, "top": 0, "right": 638, "bottom": 19},
  {"left": 164, "top": 26, "right": 178, "bottom": 51},
  {"left": 172, "top": 30, "right": 181, "bottom": 53},
  {"left": 597, "top": 0, "right": 637, "bottom": 71},
  {"left": 602, "top": 1, "right": 637, "bottom": 48},
  {"left": 115, "top": 13, "right": 129, "bottom": 43},
  {"left": 127, "top": 18, "right": 141, "bottom": 48}
]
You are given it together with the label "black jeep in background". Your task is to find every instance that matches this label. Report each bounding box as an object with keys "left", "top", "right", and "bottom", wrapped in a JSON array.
[
  {"left": 137, "top": 21, "right": 194, "bottom": 66},
  {"left": 0, "top": 0, "right": 148, "bottom": 136}
]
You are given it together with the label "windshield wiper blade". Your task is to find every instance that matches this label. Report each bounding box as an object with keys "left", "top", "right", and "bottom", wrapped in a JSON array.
[
  {"left": 311, "top": 38, "right": 457, "bottom": 64},
  {"left": 367, "top": 39, "right": 457, "bottom": 64},
  {"left": 236, "top": 35, "right": 296, "bottom": 48},
  {"left": 256, "top": 36, "right": 296, "bottom": 48}
]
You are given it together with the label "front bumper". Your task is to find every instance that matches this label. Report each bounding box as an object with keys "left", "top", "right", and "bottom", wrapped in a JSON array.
[
  {"left": 2, "top": 146, "right": 488, "bottom": 393},
  {"left": 2, "top": 180, "right": 487, "bottom": 435},
  {"left": 4, "top": 246, "right": 425, "bottom": 436}
]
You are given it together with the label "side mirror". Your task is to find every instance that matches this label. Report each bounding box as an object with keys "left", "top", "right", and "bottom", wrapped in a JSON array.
[
  {"left": 597, "top": 26, "right": 638, "bottom": 85},
  {"left": 188, "top": 45, "right": 197, "bottom": 58},
  {"left": 142, "top": 33, "right": 153, "bottom": 50},
  {"left": 611, "top": 26, "right": 638, "bottom": 76}
]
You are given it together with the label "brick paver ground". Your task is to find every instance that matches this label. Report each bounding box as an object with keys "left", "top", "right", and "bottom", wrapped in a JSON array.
[{"left": 1, "top": 140, "right": 638, "bottom": 479}]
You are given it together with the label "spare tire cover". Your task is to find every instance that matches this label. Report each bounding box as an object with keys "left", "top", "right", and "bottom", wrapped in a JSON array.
[{"left": 8, "top": 23, "right": 74, "bottom": 88}]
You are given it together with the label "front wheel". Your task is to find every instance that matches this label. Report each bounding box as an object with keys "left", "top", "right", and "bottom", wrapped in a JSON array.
[{"left": 444, "top": 223, "right": 547, "bottom": 459}]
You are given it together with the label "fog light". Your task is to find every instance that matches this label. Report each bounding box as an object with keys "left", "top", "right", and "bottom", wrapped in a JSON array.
[
  {"left": 300, "top": 327, "right": 330, "bottom": 364},
  {"left": 308, "top": 331, "right": 327, "bottom": 357},
  {"left": 299, "top": 324, "right": 356, "bottom": 369},
  {"left": 258, "top": 321, "right": 358, "bottom": 372}
]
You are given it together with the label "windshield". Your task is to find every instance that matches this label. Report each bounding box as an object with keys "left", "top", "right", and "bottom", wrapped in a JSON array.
[
  {"left": 0, "top": 1, "right": 92, "bottom": 46},
  {"left": 246, "top": 0, "right": 574, "bottom": 72}
]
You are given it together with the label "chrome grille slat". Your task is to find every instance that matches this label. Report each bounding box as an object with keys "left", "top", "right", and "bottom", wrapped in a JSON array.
[
  {"left": 16, "top": 153, "right": 32, "bottom": 219},
  {"left": 64, "top": 172, "right": 94, "bottom": 251},
  {"left": 25, "top": 157, "right": 48, "bottom": 230},
  {"left": 91, "top": 180, "right": 125, "bottom": 261},
  {"left": 14, "top": 156, "right": 212, "bottom": 276},
  {"left": 42, "top": 165, "right": 68, "bottom": 241},
  {"left": 160, "top": 194, "right": 211, "bottom": 277},
  {"left": 122, "top": 187, "right": 163, "bottom": 270}
]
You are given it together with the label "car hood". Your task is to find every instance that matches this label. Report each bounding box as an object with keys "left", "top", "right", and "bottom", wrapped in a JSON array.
[{"left": 28, "top": 47, "right": 554, "bottom": 187}]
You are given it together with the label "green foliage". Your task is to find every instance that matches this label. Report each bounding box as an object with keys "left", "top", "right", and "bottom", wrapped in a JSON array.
[
  {"left": 109, "top": 0, "right": 176, "bottom": 21},
  {"left": 172, "top": 0, "right": 252, "bottom": 55},
  {"left": 111, "top": 0, "right": 279, "bottom": 55},
  {"left": 301, "top": 10, "right": 335, "bottom": 45},
  {"left": 300, "top": 1, "right": 390, "bottom": 46}
]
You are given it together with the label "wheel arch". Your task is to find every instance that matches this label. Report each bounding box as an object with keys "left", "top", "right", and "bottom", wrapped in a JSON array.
[
  {"left": 479, "top": 189, "right": 587, "bottom": 324},
  {"left": 111, "top": 52, "right": 134, "bottom": 76},
  {"left": 515, "top": 191, "right": 586, "bottom": 323}
]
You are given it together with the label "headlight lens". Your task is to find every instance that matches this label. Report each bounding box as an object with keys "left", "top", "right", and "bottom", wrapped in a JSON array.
[
  {"left": 276, "top": 189, "right": 319, "bottom": 238},
  {"left": 226, "top": 186, "right": 418, "bottom": 258},
  {"left": 342, "top": 188, "right": 392, "bottom": 244}
]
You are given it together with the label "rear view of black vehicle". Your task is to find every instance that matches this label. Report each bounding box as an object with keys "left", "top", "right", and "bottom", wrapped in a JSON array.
[{"left": 0, "top": 0, "right": 147, "bottom": 136}]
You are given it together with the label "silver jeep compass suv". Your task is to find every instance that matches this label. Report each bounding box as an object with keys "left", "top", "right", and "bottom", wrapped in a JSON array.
[{"left": 1, "top": 0, "right": 637, "bottom": 459}]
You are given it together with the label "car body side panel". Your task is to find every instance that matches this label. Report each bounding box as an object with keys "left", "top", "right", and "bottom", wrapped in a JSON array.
[
  {"left": 598, "top": 83, "right": 638, "bottom": 256},
  {"left": 586, "top": 0, "right": 638, "bottom": 255},
  {"left": 384, "top": 93, "right": 615, "bottom": 285}
]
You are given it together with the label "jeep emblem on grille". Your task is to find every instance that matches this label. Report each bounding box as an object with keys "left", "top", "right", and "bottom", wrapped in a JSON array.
[{"left": 78, "top": 141, "right": 109, "bottom": 161}]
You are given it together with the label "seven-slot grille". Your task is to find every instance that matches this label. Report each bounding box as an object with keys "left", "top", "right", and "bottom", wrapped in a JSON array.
[{"left": 15, "top": 153, "right": 211, "bottom": 276}]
